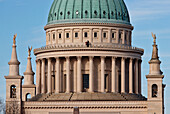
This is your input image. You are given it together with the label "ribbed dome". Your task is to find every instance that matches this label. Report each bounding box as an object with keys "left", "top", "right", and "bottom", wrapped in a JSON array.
[{"left": 47, "top": 0, "right": 130, "bottom": 25}]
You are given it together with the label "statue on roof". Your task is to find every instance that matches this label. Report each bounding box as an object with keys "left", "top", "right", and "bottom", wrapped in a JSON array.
[
  {"left": 13, "top": 34, "right": 17, "bottom": 44},
  {"left": 28, "top": 46, "right": 32, "bottom": 57},
  {"left": 151, "top": 32, "right": 156, "bottom": 44}
]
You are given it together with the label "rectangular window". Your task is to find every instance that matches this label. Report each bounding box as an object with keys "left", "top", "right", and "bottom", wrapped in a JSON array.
[
  {"left": 94, "top": 32, "right": 97, "bottom": 38},
  {"left": 53, "top": 34, "right": 55, "bottom": 40},
  {"left": 104, "top": 74, "right": 108, "bottom": 90},
  {"left": 83, "top": 74, "right": 89, "bottom": 89},
  {"left": 75, "top": 32, "right": 78, "bottom": 38},
  {"left": 84, "top": 32, "right": 88, "bottom": 38},
  {"left": 103, "top": 32, "right": 106, "bottom": 38},
  {"left": 66, "top": 33, "right": 69, "bottom": 38},
  {"left": 112, "top": 33, "right": 115, "bottom": 38},
  {"left": 119, "top": 33, "right": 122, "bottom": 39},
  {"left": 59, "top": 33, "right": 61, "bottom": 39}
]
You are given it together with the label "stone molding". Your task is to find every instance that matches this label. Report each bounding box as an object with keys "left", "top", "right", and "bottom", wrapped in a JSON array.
[
  {"left": 44, "top": 23, "right": 133, "bottom": 30},
  {"left": 34, "top": 43, "right": 144, "bottom": 55},
  {"left": 23, "top": 101, "right": 147, "bottom": 109}
]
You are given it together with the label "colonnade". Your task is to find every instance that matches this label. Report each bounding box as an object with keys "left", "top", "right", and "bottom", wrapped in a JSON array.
[{"left": 36, "top": 56, "right": 141, "bottom": 94}]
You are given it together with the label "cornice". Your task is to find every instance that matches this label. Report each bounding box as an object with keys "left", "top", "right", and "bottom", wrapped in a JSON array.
[
  {"left": 44, "top": 23, "right": 133, "bottom": 30},
  {"left": 34, "top": 44, "right": 144, "bottom": 55}
]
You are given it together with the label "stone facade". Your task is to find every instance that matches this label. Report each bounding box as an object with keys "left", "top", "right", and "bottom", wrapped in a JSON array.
[{"left": 4, "top": 0, "right": 165, "bottom": 114}]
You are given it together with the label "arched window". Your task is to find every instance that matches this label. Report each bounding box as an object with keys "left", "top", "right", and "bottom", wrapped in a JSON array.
[
  {"left": 26, "top": 93, "right": 31, "bottom": 101},
  {"left": 152, "top": 84, "right": 158, "bottom": 98},
  {"left": 10, "top": 85, "right": 16, "bottom": 98}
]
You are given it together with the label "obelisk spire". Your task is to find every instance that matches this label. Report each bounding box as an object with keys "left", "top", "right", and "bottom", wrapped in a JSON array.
[
  {"left": 151, "top": 32, "right": 159, "bottom": 60},
  {"left": 8, "top": 34, "right": 20, "bottom": 76},
  {"left": 148, "top": 33, "right": 162, "bottom": 75},
  {"left": 23, "top": 46, "right": 35, "bottom": 85}
]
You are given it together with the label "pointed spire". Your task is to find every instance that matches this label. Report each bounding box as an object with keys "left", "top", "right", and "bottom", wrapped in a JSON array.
[
  {"left": 23, "top": 46, "right": 35, "bottom": 85},
  {"left": 148, "top": 33, "right": 162, "bottom": 75},
  {"left": 151, "top": 32, "right": 159, "bottom": 60},
  {"left": 8, "top": 34, "right": 20, "bottom": 76}
]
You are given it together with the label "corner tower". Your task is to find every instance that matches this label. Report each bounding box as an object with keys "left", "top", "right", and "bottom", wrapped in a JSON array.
[
  {"left": 4, "top": 34, "right": 23, "bottom": 114},
  {"left": 22, "top": 46, "right": 36, "bottom": 101},
  {"left": 146, "top": 33, "right": 166, "bottom": 114}
]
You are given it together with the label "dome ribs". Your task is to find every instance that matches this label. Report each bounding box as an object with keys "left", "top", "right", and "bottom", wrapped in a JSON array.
[{"left": 47, "top": 0, "right": 130, "bottom": 25}]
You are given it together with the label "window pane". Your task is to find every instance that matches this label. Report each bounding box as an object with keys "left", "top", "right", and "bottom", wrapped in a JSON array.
[
  {"left": 119, "top": 33, "right": 122, "bottom": 39},
  {"left": 53, "top": 34, "right": 55, "bottom": 40},
  {"left": 83, "top": 74, "right": 89, "bottom": 89},
  {"left": 75, "top": 32, "right": 78, "bottom": 37},
  {"left": 66, "top": 33, "right": 69, "bottom": 38},
  {"left": 94, "top": 32, "right": 97, "bottom": 37},
  {"left": 84, "top": 32, "right": 88, "bottom": 37},
  {"left": 112, "top": 33, "right": 115, "bottom": 38},
  {"left": 59, "top": 33, "right": 61, "bottom": 38},
  {"left": 103, "top": 32, "right": 106, "bottom": 38}
]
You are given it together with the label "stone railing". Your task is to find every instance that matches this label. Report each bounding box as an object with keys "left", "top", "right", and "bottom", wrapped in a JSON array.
[{"left": 34, "top": 43, "right": 144, "bottom": 54}]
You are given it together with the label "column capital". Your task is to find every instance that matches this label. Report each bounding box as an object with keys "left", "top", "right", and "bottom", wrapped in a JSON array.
[
  {"left": 66, "top": 56, "right": 70, "bottom": 60},
  {"left": 47, "top": 57, "right": 52, "bottom": 60},
  {"left": 135, "top": 58, "right": 139, "bottom": 61},
  {"left": 89, "top": 56, "right": 94, "bottom": 60},
  {"left": 112, "top": 56, "right": 117, "bottom": 59},
  {"left": 129, "top": 57, "right": 134, "bottom": 61},
  {"left": 101, "top": 56, "right": 106, "bottom": 59},
  {"left": 121, "top": 57, "right": 126, "bottom": 60},
  {"left": 77, "top": 56, "right": 82, "bottom": 60},
  {"left": 41, "top": 58, "right": 46, "bottom": 61},
  {"left": 55, "top": 57, "right": 59, "bottom": 59}
]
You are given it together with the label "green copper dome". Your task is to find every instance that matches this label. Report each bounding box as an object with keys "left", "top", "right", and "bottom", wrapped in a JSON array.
[{"left": 47, "top": 0, "right": 130, "bottom": 25}]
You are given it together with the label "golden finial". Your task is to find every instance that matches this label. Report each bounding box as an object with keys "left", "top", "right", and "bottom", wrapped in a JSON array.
[
  {"left": 151, "top": 32, "right": 156, "bottom": 45},
  {"left": 28, "top": 46, "right": 32, "bottom": 56},
  {"left": 13, "top": 34, "right": 17, "bottom": 44}
]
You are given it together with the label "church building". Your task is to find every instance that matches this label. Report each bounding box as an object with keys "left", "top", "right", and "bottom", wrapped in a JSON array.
[{"left": 4, "top": 0, "right": 165, "bottom": 114}]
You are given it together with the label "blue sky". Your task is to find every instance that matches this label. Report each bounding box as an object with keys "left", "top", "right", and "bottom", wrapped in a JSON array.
[{"left": 0, "top": 0, "right": 170, "bottom": 113}]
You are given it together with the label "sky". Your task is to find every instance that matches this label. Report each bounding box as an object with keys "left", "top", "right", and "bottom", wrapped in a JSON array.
[{"left": 0, "top": 0, "right": 170, "bottom": 113}]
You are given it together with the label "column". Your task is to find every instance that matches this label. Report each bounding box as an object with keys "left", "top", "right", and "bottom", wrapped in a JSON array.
[
  {"left": 122, "top": 30, "right": 125, "bottom": 44},
  {"left": 66, "top": 57, "right": 70, "bottom": 93},
  {"left": 127, "top": 31, "right": 130, "bottom": 45},
  {"left": 77, "top": 56, "right": 82, "bottom": 93},
  {"left": 139, "top": 59, "right": 142, "bottom": 94},
  {"left": 99, "top": 28, "right": 103, "bottom": 42},
  {"left": 36, "top": 60, "right": 41, "bottom": 94},
  {"left": 41, "top": 58, "right": 45, "bottom": 93},
  {"left": 50, "top": 32, "right": 52, "bottom": 44},
  {"left": 129, "top": 58, "right": 133, "bottom": 93},
  {"left": 111, "top": 57, "right": 116, "bottom": 93},
  {"left": 135, "top": 59, "right": 139, "bottom": 94},
  {"left": 90, "top": 28, "right": 93, "bottom": 43},
  {"left": 108, "top": 28, "right": 111, "bottom": 43},
  {"left": 71, "top": 29, "right": 73, "bottom": 43},
  {"left": 89, "top": 56, "right": 94, "bottom": 92},
  {"left": 62, "top": 29, "right": 65, "bottom": 43},
  {"left": 101, "top": 56, "right": 105, "bottom": 92},
  {"left": 55, "top": 31, "right": 58, "bottom": 44},
  {"left": 47, "top": 58, "right": 52, "bottom": 93},
  {"left": 55, "top": 57, "right": 60, "bottom": 93},
  {"left": 116, "top": 29, "right": 119, "bottom": 43},
  {"left": 121, "top": 57, "right": 125, "bottom": 93},
  {"left": 80, "top": 28, "right": 83, "bottom": 43},
  {"left": 129, "top": 31, "right": 132, "bottom": 45}
]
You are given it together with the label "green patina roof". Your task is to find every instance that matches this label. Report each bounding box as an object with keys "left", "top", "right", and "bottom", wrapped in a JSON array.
[{"left": 47, "top": 0, "right": 130, "bottom": 25}]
